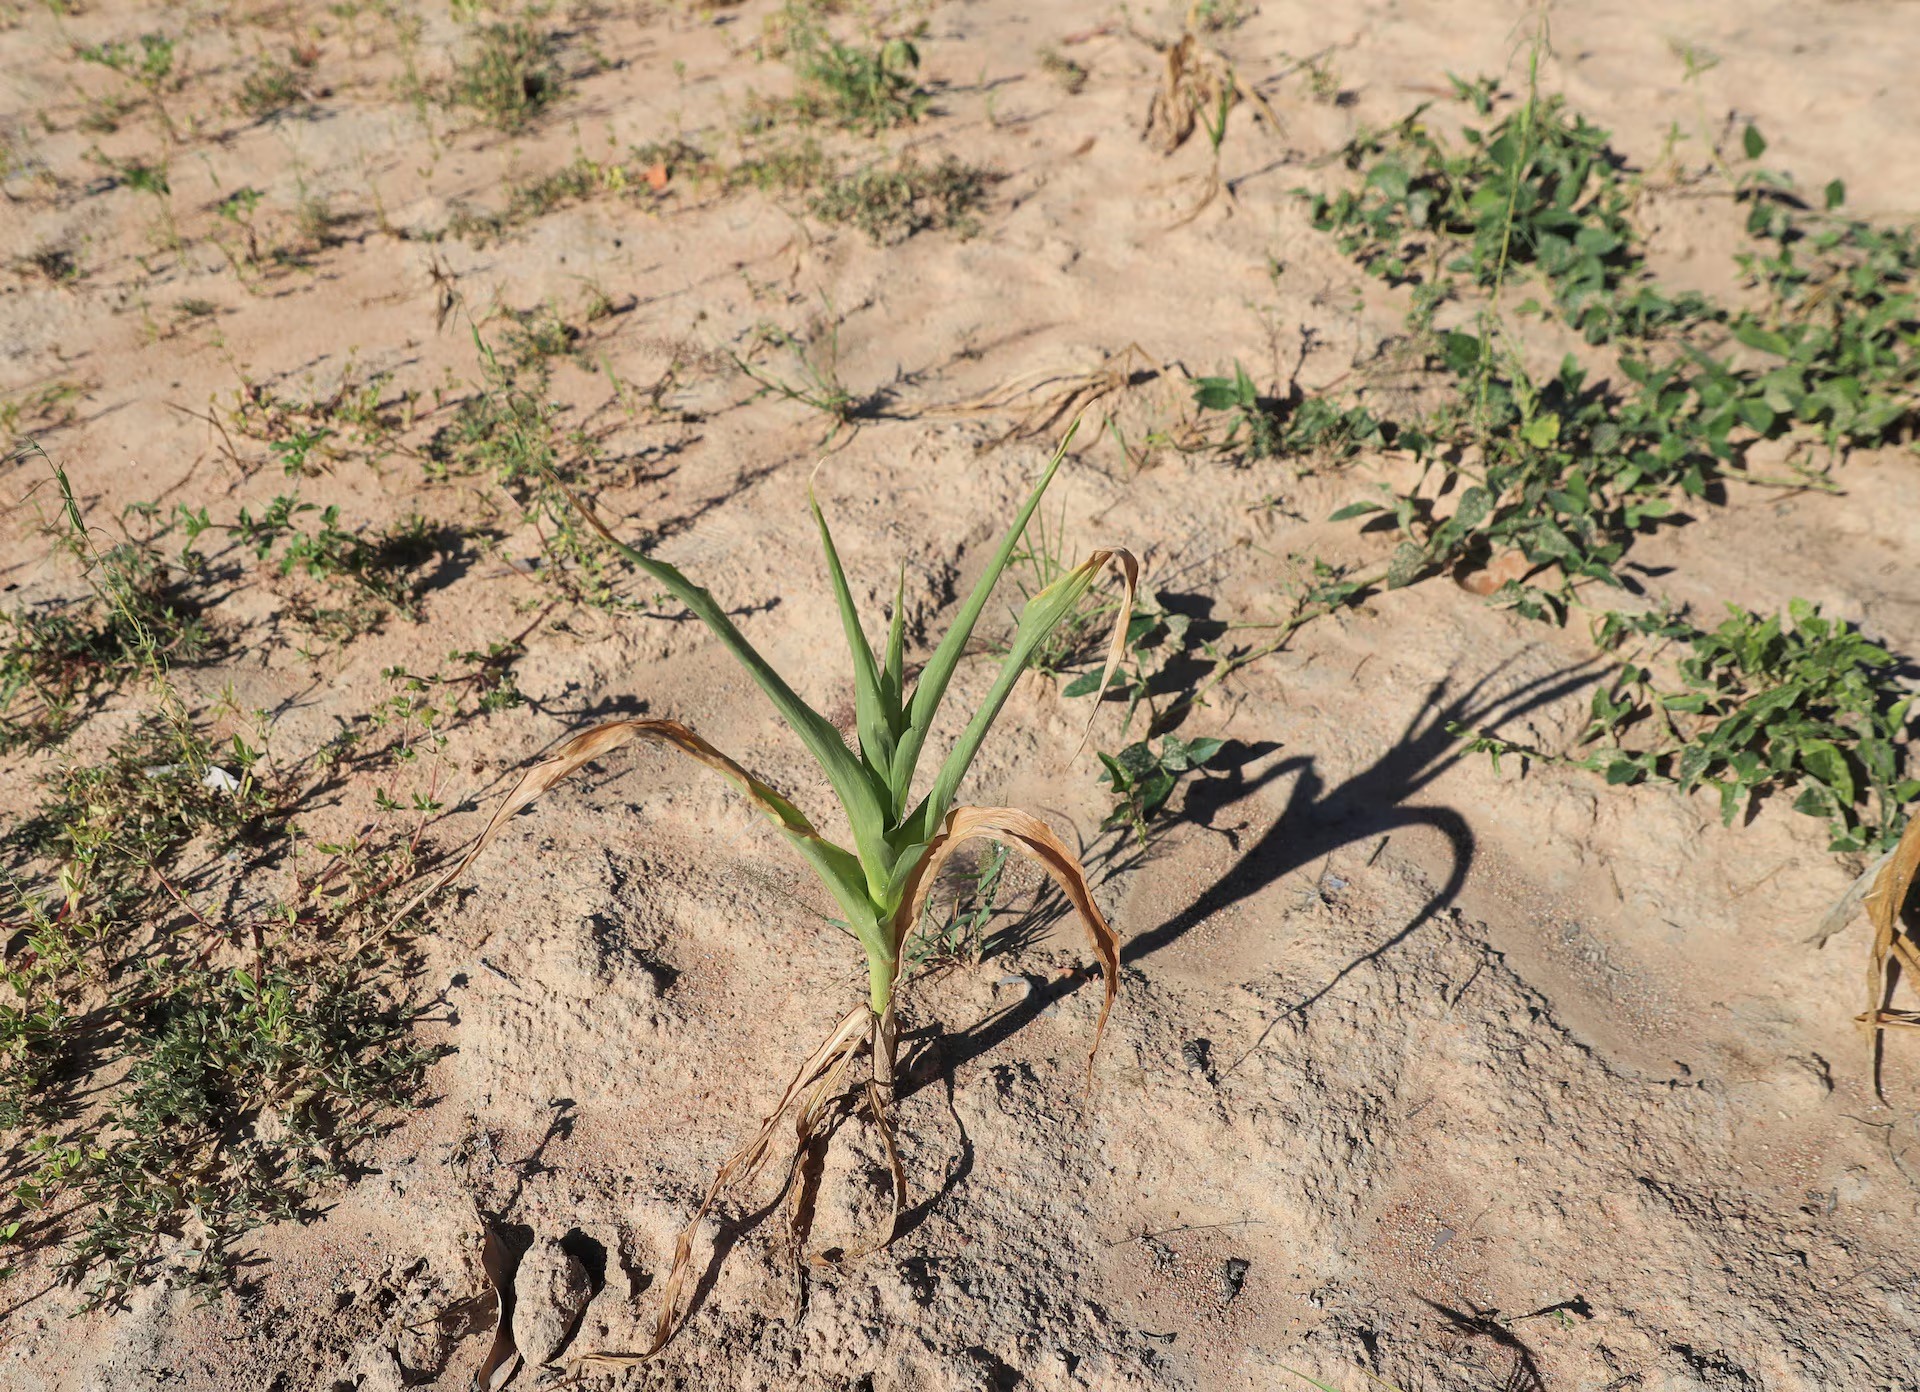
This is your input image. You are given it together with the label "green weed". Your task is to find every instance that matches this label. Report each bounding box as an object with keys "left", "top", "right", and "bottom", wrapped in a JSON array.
[
  {"left": 441, "top": 142, "right": 695, "bottom": 245},
  {"left": 1311, "top": 82, "right": 1916, "bottom": 502},
  {"left": 73, "top": 32, "right": 179, "bottom": 142},
  {"left": 727, "top": 134, "right": 833, "bottom": 195},
  {"left": 424, "top": 333, "right": 626, "bottom": 609},
  {"left": 228, "top": 364, "right": 414, "bottom": 474},
  {"left": 1307, "top": 75, "right": 1713, "bottom": 344},
  {"left": 1039, "top": 48, "right": 1088, "bottom": 95},
  {"left": 113, "top": 156, "right": 169, "bottom": 198},
  {"left": 236, "top": 53, "right": 309, "bottom": 121},
  {"left": 1191, "top": 363, "right": 1391, "bottom": 465},
  {"left": 292, "top": 186, "right": 342, "bottom": 250},
  {"left": 1062, "top": 591, "right": 1202, "bottom": 730},
  {"left": 1193, "top": 0, "right": 1254, "bottom": 31},
  {"left": 784, "top": 12, "right": 928, "bottom": 134},
  {"left": 732, "top": 319, "right": 860, "bottom": 440},
  {"left": 449, "top": 21, "right": 563, "bottom": 132},
  {"left": 16, "top": 243, "right": 80, "bottom": 285},
  {"left": 29, "top": 962, "right": 440, "bottom": 1303},
  {"left": 1, "top": 473, "right": 454, "bottom": 1305},
  {"left": 0, "top": 500, "right": 209, "bottom": 750},
  {"left": 1326, "top": 331, "right": 1696, "bottom": 608},
  {"left": 1097, "top": 734, "right": 1227, "bottom": 842},
  {"left": 1726, "top": 161, "right": 1920, "bottom": 454},
  {"left": 809, "top": 155, "right": 997, "bottom": 244},
  {"left": 1307, "top": 81, "right": 1918, "bottom": 609},
  {"left": 1, "top": 380, "right": 89, "bottom": 446},
  {"left": 216, "top": 494, "right": 438, "bottom": 626},
  {"left": 1457, "top": 602, "right": 1915, "bottom": 853},
  {"left": 1005, "top": 500, "right": 1107, "bottom": 677},
  {"left": 909, "top": 840, "right": 1011, "bottom": 968}
]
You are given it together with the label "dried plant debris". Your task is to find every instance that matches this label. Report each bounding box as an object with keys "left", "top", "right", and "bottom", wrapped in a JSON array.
[{"left": 1861, "top": 814, "right": 1920, "bottom": 1095}]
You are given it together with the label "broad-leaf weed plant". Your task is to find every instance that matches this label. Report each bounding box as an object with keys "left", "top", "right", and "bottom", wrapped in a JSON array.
[
  {"left": 1453, "top": 601, "right": 1916, "bottom": 854},
  {"left": 1, "top": 469, "right": 445, "bottom": 1307}
]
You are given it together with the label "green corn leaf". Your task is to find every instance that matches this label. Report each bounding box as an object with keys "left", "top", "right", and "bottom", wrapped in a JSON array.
[
  {"left": 882, "top": 564, "right": 908, "bottom": 729},
  {"left": 908, "top": 545, "right": 1135, "bottom": 843},
  {"left": 785, "top": 830, "right": 888, "bottom": 952},
  {"left": 548, "top": 473, "right": 895, "bottom": 881},
  {"left": 811, "top": 485, "right": 897, "bottom": 789},
  {"left": 888, "top": 424, "right": 1077, "bottom": 801}
]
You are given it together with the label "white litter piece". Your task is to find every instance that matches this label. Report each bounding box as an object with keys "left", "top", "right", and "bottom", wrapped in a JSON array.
[{"left": 140, "top": 762, "right": 242, "bottom": 795}]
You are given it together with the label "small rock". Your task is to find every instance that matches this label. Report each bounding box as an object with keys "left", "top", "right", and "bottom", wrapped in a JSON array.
[
  {"left": 1181, "top": 1037, "right": 1216, "bottom": 1084},
  {"left": 513, "top": 1238, "right": 591, "bottom": 1366},
  {"left": 1219, "top": 1257, "right": 1250, "bottom": 1302}
]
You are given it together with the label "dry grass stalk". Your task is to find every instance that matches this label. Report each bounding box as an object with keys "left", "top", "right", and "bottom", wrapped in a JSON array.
[{"left": 932, "top": 345, "right": 1207, "bottom": 458}]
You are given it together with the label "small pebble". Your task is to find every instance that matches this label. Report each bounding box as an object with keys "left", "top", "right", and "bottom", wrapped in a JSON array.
[{"left": 1219, "top": 1257, "right": 1250, "bottom": 1302}]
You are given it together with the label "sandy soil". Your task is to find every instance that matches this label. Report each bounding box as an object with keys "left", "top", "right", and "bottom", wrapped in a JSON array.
[{"left": 4, "top": 1, "right": 1920, "bottom": 1389}]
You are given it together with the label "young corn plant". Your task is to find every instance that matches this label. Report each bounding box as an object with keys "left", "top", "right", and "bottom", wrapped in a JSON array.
[{"left": 397, "top": 431, "right": 1133, "bottom": 1367}]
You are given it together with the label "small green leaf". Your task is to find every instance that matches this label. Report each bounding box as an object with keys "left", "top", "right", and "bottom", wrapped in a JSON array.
[
  {"left": 1176, "top": 736, "right": 1226, "bottom": 768},
  {"left": 1742, "top": 123, "right": 1766, "bottom": 159},
  {"left": 1520, "top": 413, "right": 1561, "bottom": 448},
  {"left": 1452, "top": 486, "right": 1493, "bottom": 533},
  {"left": 1192, "top": 378, "right": 1240, "bottom": 412},
  {"left": 1328, "top": 501, "right": 1383, "bottom": 522},
  {"left": 1731, "top": 320, "right": 1792, "bottom": 356},
  {"left": 1798, "top": 738, "right": 1855, "bottom": 807},
  {"left": 1385, "top": 541, "right": 1426, "bottom": 590}
]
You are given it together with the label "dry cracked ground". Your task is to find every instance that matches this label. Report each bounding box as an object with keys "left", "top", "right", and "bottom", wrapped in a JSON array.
[{"left": 3, "top": 1, "right": 1920, "bottom": 1390}]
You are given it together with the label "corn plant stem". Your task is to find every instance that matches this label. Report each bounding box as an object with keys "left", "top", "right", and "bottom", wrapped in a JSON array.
[
  {"left": 866, "top": 942, "right": 898, "bottom": 1017},
  {"left": 872, "top": 999, "right": 900, "bottom": 1107}
]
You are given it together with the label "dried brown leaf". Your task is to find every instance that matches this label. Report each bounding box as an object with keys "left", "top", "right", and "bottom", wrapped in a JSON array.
[
  {"left": 1143, "top": 35, "right": 1202, "bottom": 154},
  {"left": 562, "top": 1005, "right": 871, "bottom": 1376},
  {"left": 378, "top": 718, "right": 829, "bottom": 939},
  {"left": 1863, "top": 815, "right": 1920, "bottom": 1095},
  {"left": 474, "top": 1225, "right": 519, "bottom": 1392},
  {"left": 891, "top": 806, "right": 1120, "bottom": 1087},
  {"left": 1077, "top": 547, "right": 1141, "bottom": 758},
  {"left": 780, "top": 1024, "right": 902, "bottom": 1274},
  {"left": 1809, "top": 846, "right": 1895, "bottom": 947}
]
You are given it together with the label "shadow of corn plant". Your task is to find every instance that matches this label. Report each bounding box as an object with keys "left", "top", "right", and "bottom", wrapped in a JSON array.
[{"left": 390, "top": 427, "right": 1133, "bottom": 1375}]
